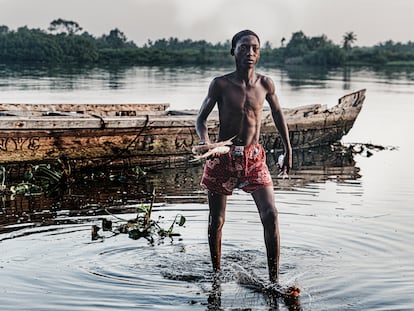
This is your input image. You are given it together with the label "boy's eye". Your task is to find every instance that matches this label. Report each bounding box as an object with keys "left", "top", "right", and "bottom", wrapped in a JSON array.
[{"left": 239, "top": 45, "right": 259, "bottom": 53}]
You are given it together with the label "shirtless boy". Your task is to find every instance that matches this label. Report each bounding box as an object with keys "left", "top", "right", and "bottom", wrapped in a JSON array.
[{"left": 195, "top": 30, "right": 292, "bottom": 283}]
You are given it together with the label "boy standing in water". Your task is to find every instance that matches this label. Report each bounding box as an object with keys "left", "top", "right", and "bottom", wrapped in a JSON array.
[{"left": 195, "top": 30, "right": 292, "bottom": 283}]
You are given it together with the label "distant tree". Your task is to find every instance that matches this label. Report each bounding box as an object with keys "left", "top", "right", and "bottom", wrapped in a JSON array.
[
  {"left": 284, "top": 31, "right": 310, "bottom": 57},
  {"left": 48, "top": 19, "right": 83, "bottom": 35},
  {"left": 1, "top": 26, "right": 63, "bottom": 62},
  {"left": 107, "top": 28, "right": 127, "bottom": 48},
  {"left": 98, "top": 28, "right": 135, "bottom": 49},
  {"left": 280, "top": 31, "right": 309, "bottom": 65},
  {"left": 304, "top": 45, "right": 345, "bottom": 66},
  {"left": 342, "top": 31, "right": 357, "bottom": 50},
  {"left": 282, "top": 31, "right": 345, "bottom": 66},
  {"left": 0, "top": 25, "right": 9, "bottom": 34},
  {"left": 56, "top": 34, "right": 98, "bottom": 62},
  {"left": 308, "top": 35, "right": 330, "bottom": 49},
  {"left": 263, "top": 41, "right": 272, "bottom": 50},
  {"left": 281, "top": 37, "right": 286, "bottom": 47},
  {"left": 145, "top": 39, "right": 153, "bottom": 48}
]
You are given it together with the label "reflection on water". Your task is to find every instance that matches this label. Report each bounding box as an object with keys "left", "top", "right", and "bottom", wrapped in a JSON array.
[
  {"left": 0, "top": 145, "right": 359, "bottom": 235},
  {"left": 279, "top": 65, "right": 331, "bottom": 88},
  {"left": 0, "top": 64, "right": 218, "bottom": 109}
]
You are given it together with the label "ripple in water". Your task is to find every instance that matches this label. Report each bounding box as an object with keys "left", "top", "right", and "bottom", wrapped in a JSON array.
[{"left": 1, "top": 173, "right": 413, "bottom": 310}]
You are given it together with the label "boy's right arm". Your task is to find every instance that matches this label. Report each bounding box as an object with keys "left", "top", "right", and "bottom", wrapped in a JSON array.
[{"left": 196, "top": 78, "right": 220, "bottom": 145}]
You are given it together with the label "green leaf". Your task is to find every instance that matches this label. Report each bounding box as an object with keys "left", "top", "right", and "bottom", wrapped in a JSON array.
[
  {"left": 128, "top": 229, "right": 143, "bottom": 240},
  {"left": 178, "top": 215, "right": 186, "bottom": 226},
  {"left": 136, "top": 203, "right": 150, "bottom": 213}
]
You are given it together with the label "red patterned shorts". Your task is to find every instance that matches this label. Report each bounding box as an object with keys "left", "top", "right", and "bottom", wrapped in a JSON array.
[{"left": 201, "top": 144, "right": 273, "bottom": 195}]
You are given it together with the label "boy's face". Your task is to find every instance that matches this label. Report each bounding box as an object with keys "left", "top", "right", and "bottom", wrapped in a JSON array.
[{"left": 234, "top": 35, "right": 260, "bottom": 68}]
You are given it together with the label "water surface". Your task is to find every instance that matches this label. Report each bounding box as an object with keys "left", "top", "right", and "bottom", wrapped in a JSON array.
[{"left": 0, "top": 64, "right": 413, "bottom": 310}]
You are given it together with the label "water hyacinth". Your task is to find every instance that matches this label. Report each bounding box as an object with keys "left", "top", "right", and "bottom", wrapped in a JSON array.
[{"left": 92, "top": 189, "right": 186, "bottom": 244}]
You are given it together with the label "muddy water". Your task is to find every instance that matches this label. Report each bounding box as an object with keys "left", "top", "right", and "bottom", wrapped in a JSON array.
[{"left": 1, "top": 65, "right": 414, "bottom": 310}]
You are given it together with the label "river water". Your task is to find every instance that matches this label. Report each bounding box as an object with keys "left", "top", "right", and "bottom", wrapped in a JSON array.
[{"left": 0, "top": 64, "right": 413, "bottom": 310}]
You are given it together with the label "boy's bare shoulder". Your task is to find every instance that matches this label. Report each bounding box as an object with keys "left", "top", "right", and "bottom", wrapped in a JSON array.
[
  {"left": 258, "top": 73, "right": 276, "bottom": 93},
  {"left": 219, "top": 72, "right": 236, "bottom": 82},
  {"left": 210, "top": 73, "right": 236, "bottom": 89},
  {"left": 257, "top": 73, "right": 273, "bottom": 84}
]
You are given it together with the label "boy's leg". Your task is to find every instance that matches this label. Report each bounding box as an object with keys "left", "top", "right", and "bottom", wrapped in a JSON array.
[
  {"left": 252, "top": 186, "right": 280, "bottom": 283},
  {"left": 207, "top": 191, "right": 227, "bottom": 272}
]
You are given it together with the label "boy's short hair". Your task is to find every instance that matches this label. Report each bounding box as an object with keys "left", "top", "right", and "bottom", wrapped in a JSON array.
[{"left": 231, "top": 30, "right": 260, "bottom": 55}]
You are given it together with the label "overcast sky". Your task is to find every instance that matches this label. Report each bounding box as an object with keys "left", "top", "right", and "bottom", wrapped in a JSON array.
[{"left": 0, "top": 0, "right": 413, "bottom": 47}]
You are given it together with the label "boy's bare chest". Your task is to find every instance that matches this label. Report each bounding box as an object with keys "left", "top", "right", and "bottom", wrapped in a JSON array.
[{"left": 222, "top": 85, "right": 266, "bottom": 109}]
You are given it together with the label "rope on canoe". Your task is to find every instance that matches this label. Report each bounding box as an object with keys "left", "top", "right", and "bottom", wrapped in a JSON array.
[{"left": 103, "top": 114, "right": 150, "bottom": 166}]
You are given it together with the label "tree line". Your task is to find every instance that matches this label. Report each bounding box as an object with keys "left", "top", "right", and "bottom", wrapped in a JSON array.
[{"left": 1, "top": 19, "right": 414, "bottom": 67}]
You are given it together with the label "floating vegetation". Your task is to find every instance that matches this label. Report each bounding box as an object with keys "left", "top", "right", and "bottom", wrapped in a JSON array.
[
  {"left": 0, "top": 163, "right": 66, "bottom": 197},
  {"left": 332, "top": 142, "right": 398, "bottom": 157},
  {"left": 0, "top": 163, "right": 148, "bottom": 198},
  {"left": 107, "top": 165, "right": 147, "bottom": 183},
  {"left": 91, "top": 189, "right": 186, "bottom": 244}
]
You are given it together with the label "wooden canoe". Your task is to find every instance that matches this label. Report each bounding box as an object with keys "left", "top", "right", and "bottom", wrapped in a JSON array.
[{"left": 0, "top": 89, "right": 365, "bottom": 169}]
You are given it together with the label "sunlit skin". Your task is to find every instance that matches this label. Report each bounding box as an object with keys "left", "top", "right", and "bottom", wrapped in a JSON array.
[{"left": 196, "top": 32, "right": 292, "bottom": 283}]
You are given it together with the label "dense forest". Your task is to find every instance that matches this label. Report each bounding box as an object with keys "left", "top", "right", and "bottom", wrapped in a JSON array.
[{"left": 1, "top": 19, "right": 414, "bottom": 67}]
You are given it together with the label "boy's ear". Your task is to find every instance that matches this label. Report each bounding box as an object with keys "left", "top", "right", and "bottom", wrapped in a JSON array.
[{"left": 230, "top": 48, "right": 235, "bottom": 56}]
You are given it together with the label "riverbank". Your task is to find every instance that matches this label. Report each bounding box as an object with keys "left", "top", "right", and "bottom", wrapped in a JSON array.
[{"left": 2, "top": 22, "right": 414, "bottom": 67}]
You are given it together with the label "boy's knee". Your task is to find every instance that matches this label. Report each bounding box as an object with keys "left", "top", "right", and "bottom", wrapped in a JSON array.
[
  {"left": 209, "top": 214, "right": 225, "bottom": 230},
  {"left": 261, "top": 206, "right": 278, "bottom": 227}
]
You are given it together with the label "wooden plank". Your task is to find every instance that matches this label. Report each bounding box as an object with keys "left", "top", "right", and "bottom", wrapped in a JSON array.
[
  {"left": 0, "top": 115, "right": 102, "bottom": 129},
  {"left": 0, "top": 103, "right": 170, "bottom": 116},
  {"left": 0, "top": 126, "right": 199, "bottom": 163},
  {"left": 0, "top": 114, "right": 216, "bottom": 130}
]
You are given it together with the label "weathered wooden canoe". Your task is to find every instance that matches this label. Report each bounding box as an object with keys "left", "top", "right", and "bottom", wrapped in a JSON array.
[{"left": 0, "top": 89, "right": 365, "bottom": 169}]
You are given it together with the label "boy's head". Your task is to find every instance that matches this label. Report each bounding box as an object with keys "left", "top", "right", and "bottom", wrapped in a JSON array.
[{"left": 231, "top": 30, "right": 260, "bottom": 55}]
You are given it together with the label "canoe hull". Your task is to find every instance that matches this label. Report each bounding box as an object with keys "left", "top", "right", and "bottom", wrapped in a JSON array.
[{"left": 0, "top": 89, "right": 365, "bottom": 169}]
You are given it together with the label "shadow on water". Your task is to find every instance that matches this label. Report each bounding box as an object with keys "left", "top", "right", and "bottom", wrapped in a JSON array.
[{"left": 0, "top": 144, "right": 362, "bottom": 236}]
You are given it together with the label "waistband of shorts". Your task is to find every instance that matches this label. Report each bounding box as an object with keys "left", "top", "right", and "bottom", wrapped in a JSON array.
[{"left": 230, "top": 143, "right": 262, "bottom": 151}]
